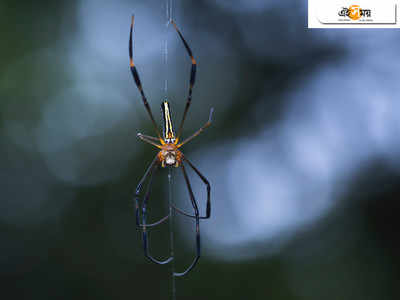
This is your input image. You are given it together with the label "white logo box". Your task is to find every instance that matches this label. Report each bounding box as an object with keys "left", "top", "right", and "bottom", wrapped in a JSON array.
[{"left": 309, "top": 0, "right": 399, "bottom": 28}]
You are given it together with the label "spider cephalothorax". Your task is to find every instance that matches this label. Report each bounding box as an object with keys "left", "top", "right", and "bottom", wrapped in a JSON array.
[
  {"left": 158, "top": 143, "right": 182, "bottom": 167},
  {"left": 130, "top": 15, "right": 213, "bottom": 277}
]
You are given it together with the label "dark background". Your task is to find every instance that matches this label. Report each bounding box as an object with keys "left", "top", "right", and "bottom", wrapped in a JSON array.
[{"left": 1, "top": 0, "right": 400, "bottom": 299}]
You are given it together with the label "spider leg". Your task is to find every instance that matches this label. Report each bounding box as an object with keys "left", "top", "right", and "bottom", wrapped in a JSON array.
[
  {"left": 170, "top": 157, "right": 211, "bottom": 219},
  {"left": 140, "top": 215, "right": 170, "bottom": 228},
  {"left": 137, "top": 133, "right": 162, "bottom": 149},
  {"left": 137, "top": 133, "right": 160, "bottom": 142},
  {"left": 171, "top": 20, "right": 197, "bottom": 142},
  {"left": 177, "top": 108, "right": 213, "bottom": 147},
  {"left": 135, "top": 155, "right": 158, "bottom": 227},
  {"left": 141, "top": 162, "right": 173, "bottom": 265},
  {"left": 134, "top": 156, "right": 170, "bottom": 230},
  {"left": 129, "top": 15, "right": 162, "bottom": 140},
  {"left": 173, "top": 163, "right": 200, "bottom": 276}
]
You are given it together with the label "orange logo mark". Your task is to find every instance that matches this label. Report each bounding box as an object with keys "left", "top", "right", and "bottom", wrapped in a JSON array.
[{"left": 348, "top": 5, "right": 361, "bottom": 20}]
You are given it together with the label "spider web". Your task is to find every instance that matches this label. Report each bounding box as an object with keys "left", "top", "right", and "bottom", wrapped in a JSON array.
[{"left": 165, "top": 1, "right": 177, "bottom": 299}]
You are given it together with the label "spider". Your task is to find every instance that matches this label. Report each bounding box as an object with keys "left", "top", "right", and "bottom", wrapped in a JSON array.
[{"left": 129, "top": 16, "right": 213, "bottom": 277}]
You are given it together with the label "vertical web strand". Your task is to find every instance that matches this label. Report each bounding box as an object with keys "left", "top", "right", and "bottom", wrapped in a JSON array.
[
  {"left": 166, "top": 0, "right": 176, "bottom": 299},
  {"left": 164, "top": 0, "right": 170, "bottom": 99},
  {"left": 168, "top": 168, "right": 176, "bottom": 300}
]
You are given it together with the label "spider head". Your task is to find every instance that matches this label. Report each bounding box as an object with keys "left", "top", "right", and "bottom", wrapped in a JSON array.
[{"left": 158, "top": 144, "right": 182, "bottom": 168}]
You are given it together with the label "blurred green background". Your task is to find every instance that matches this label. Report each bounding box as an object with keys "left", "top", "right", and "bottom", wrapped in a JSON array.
[{"left": 1, "top": 0, "right": 400, "bottom": 299}]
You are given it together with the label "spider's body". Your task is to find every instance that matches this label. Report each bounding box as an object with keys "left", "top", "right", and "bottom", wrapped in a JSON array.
[
  {"left": 161, "top": 101, "right": 176, "bottom": 144},
  {"left": 159, "top": 101, "right": 181, "bottom": 167},
  {"left": 130, "top": 15, "right": 213, "bottom": 277}
]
